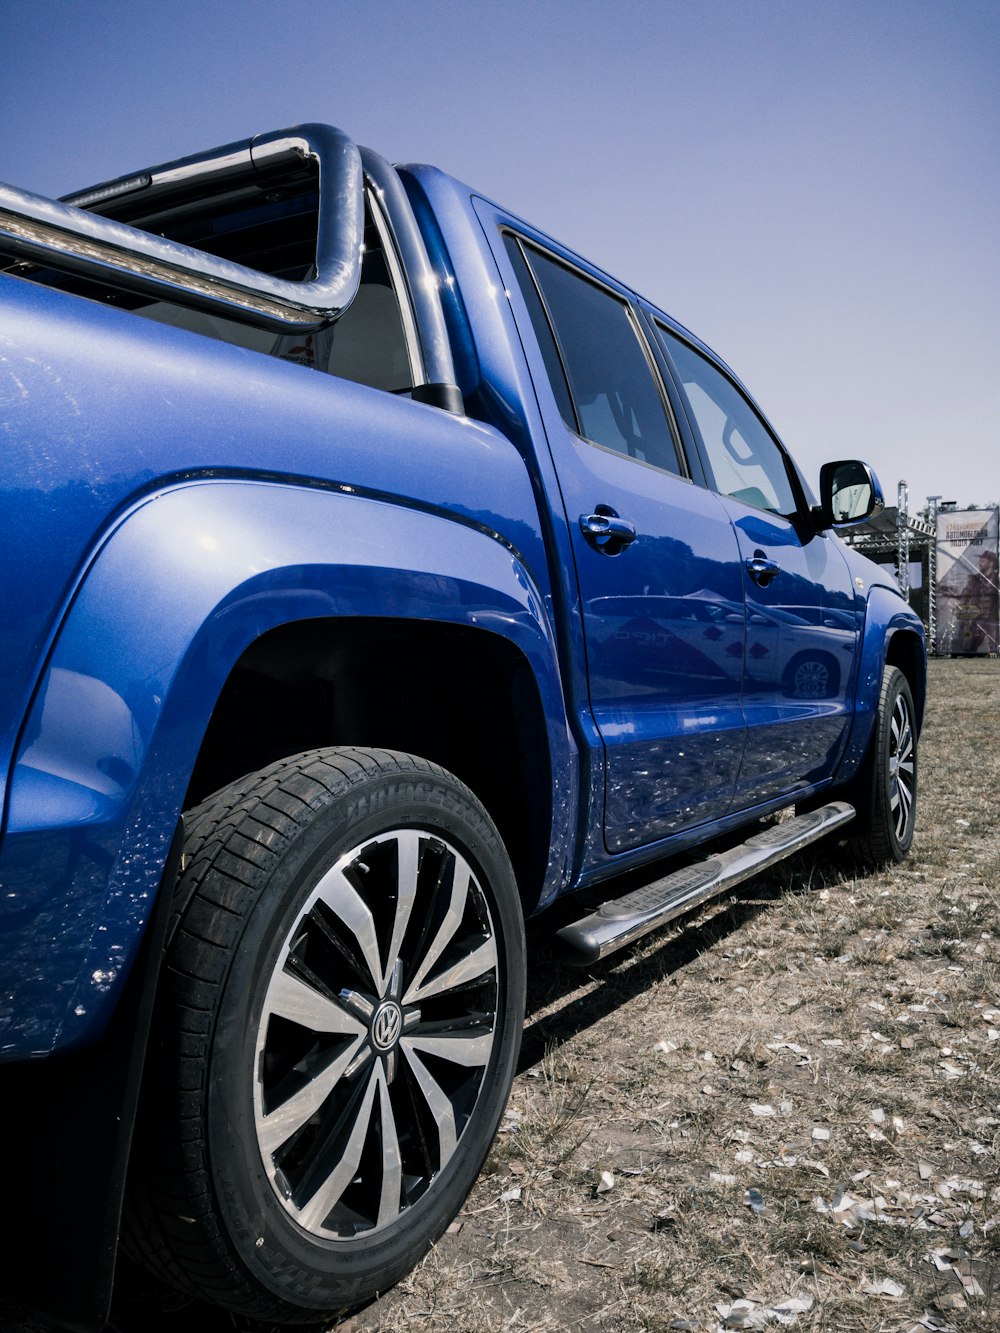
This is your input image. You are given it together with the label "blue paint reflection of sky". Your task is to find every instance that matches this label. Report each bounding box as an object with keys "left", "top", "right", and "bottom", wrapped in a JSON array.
[{"left": 1, "top": 0, "right": 996, "bottom": 509}]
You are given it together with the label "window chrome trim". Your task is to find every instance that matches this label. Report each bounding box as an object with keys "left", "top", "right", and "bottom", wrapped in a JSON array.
[
  {"left": 359, "top": 147, "right": 458, "bottom": 394},
  {"left": 503, "top": 231, "right": 581, "bottom": 436},
  {"left": 0, "top": 124, "right": 364, "bottom": 332},
  {"left": 364, "top": 180, "right": 422, "bottom": 389}
]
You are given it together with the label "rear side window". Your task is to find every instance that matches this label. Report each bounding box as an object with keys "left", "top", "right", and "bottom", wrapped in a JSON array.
[
  {"left": 656, "top": 324, "right": 797, "bottom": 516},
  {"left": 137, "top": 203, "right": 414, "bottom": 393},
  {"left": 505, "top": 235, "right": 683, "bottom": 477},
  {"left": 2, "top": 177, "right": 415, "bottom": 394}
]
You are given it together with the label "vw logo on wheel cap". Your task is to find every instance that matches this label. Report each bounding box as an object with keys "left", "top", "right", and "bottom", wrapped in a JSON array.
[{"left": 371, "top": 1000, "right": 403, "bottom": 1051}]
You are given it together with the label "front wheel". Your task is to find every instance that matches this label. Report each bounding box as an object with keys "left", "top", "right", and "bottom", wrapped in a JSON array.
[
  {"left": 124, "top": 748, "right": 525, "bottom": 1323},
  {"left": 849, "top": 665, "right": 918, "bottom": 863}
]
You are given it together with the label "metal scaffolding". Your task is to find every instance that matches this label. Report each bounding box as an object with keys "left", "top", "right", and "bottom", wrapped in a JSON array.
[
  {"left": 840, "top": 481, "right": 937, "bottom": 646},
  {"left": 925, "top": 496, "right": 942, "bottom": 652}
]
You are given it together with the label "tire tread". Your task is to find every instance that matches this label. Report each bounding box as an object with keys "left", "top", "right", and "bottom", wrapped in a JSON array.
[
  {"left": 847, "top": 665, "right": 918, "bottom": 865},
  {"left": 123, "top": 746, "right": 521, "bottom": 1323}
]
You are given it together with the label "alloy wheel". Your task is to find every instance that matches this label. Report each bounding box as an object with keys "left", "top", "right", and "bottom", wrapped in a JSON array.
[
  {"left": 252, "top": 828, "right": 499, "bottom": 1239},
  {"left": 888, "top": 690, "right": 915, "bottom": 843}
]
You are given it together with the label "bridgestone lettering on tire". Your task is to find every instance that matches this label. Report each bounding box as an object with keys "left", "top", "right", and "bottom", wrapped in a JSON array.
[{"left": 124, "top": 748, "right": 526, "bottom": 1323}]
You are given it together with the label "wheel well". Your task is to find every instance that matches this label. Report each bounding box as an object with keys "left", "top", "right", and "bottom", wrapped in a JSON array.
[
  {"left": 885, "top": 629, "right": 926, "bottom": 733},
  {"left": 185, "top": 619, "right": 552, "bottom": 911}
]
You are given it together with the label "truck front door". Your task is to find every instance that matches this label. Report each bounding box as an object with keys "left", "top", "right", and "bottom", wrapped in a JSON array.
[
  {"left": 498, "top": 233, "right": 748, "bottom": 853},
  {"left": 652, "top": 322, "right": 860, "bottom": 808}
]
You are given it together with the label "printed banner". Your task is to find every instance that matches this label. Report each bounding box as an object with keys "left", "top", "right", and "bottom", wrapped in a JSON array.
[{"left": 936, "top": 508, "right": 1000, "bottom": 654}]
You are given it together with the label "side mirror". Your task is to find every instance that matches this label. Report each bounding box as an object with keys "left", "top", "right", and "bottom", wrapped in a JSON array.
[{"left": 817, "top": 459, "right": 884, "bottom": 529}]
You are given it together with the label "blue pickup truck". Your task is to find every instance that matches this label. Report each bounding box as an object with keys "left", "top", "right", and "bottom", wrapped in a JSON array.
[{"left": 0, "top": 124, "right": 925, "bottom": 1329}]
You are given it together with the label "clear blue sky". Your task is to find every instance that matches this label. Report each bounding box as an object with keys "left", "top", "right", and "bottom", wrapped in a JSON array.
[{"left": 2, "top": 0, "right": 997, "bottom": 511}]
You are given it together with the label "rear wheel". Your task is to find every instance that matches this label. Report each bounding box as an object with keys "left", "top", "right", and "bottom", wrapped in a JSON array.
[
  {"left": 125, "top": 747, "right": 525, "bottom": 1323},
  {"left": 849, "top": 665, "right": 918, "bottom": 863}
]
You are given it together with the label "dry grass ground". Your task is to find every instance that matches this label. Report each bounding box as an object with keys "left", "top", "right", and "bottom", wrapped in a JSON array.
[
  {"left": 351, "top": 657, "right": 1000, "bottom": 1333},
  {"left": 5, "top": 658, "right": 998, "bottom": 1333}
]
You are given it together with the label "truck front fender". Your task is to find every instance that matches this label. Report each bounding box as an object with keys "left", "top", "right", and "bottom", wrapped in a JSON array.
[
  {"left": 0, "top": 479, "right": 573, "bottom": 1058},
  {"left": 835, "top": 583, "right": 927, "bottom": 784}
]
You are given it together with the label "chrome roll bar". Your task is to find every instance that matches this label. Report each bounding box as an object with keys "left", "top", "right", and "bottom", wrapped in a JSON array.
[{"left": 0, "top": 124, "right": 364, "bottom": 331}]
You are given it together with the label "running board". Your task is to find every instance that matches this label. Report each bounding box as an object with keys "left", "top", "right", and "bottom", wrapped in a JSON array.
[{"left": 557, "top": 801, "right": 856, "bottom": 965}]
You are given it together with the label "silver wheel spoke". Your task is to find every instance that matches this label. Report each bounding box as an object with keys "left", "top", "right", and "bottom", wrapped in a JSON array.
[
  {"left": 407, "top": 936, "right": 497, "bottom": 1004},
  {"left": 314, "top": 864, "right": 383, "bottom": 994},
  {"left": 376, "top": 1072, "right": 403, "bottom": 1227},
  {"left": 403, "top": 860, "right": 471, "bottom": 1005},
  {"left": 297, "top": 1063, "right": 381, "bottom": 1232},
  {"left": 264, "top": 967, "right": 367, "bottom": 1037},
  {"left": 257, "top": 1035, "right": 365, "bottom": 1157},
  {"left": 383, "top": 830, "right": 420, "bottom": 995},
  {"left": 897, "top": 723, "right": 912, "bottom": 760},
  {"left": 402, "top": 1043, "right": 457, "bottom": 1162},
  {"left": 404, "top": 1031, "right": 494, "bottom": 1068},
  {"left": 895, "top": 777, "right": 913, "bottom": 833}
]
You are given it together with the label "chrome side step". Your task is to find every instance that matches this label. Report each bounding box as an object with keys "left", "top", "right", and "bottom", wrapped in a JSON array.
[{"left": 557, "top": 801, "right": 856, "bottom": 965}]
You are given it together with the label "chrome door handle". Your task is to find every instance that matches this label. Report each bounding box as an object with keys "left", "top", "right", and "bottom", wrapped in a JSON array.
[
  {"left": 579, "top": 511, "right": 637, "bottom": 551},
  {"left": 746, "top": 550, "right": 780, "bottom": 586}
]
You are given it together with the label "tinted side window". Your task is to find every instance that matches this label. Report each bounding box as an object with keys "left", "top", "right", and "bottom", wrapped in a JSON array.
[
  {"left": 135, "top": 214, "right": 413, "bottom": 392},
  {"left": 656, "top": 324, "right": 797, "bottom": 516},
  {"left": 3, "top": 185, "right": 414, "bottom": 394},
  {"left": 508, "top": 238, "right": 682, "bottom": 476}
]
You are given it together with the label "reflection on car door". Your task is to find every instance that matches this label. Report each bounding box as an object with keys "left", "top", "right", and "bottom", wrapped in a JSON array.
[
  {"left": 721, "top": 498, "right": 859, "bottom": 803},
  {"left": 499, "top": 233, "right": 749, "bottom": 852},
  {"left": 653, "top": 322, "right": 860, "bottom": 806}
]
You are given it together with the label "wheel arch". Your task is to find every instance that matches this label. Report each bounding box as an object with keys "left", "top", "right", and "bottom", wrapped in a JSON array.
[
  {"left": 184, "top": 615, "right": 557, "bottom": 917},
  {"left": 884, "top": 625, "right": 927, "bottom": 736},
  {"left": 0, "top": 479, "right": 572, "bottom": 1062},
  {"left": 833, "top": 587, "right": 927, "bottom": 786}
]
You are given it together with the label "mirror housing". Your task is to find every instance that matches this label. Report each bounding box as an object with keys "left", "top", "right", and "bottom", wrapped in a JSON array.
[{"left": 816, "top": 459, "right": 884, "bottom": 530}]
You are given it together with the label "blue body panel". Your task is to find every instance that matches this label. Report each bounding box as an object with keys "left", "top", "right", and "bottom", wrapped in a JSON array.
[
  {"left": 439, "top": 178, "right": 923, "bottom": 878},
  {"left": 721, "top": 498, "right": 860, "bottom": 805},
  {"left": 0, "top": 162, "right": 926, "bottom": 1062},
  {"left": 0, "top": 132, "right": 929, "bottom": 1333},
  {"left": 0, "top": 274, "right": 574, "bottom": 1056}
]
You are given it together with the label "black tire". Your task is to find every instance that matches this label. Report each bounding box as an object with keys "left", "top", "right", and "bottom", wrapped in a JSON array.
[
  {"left": 848, "top": 665, "right": 918, "bottom": 864},
  {"left": 124, "top": 747, "right": 525, "bottom": 1323}
]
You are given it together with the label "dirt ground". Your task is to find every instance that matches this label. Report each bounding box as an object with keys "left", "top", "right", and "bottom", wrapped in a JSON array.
[{"left": 5, "top": 657, "right": 998, "bottom": 1333}]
